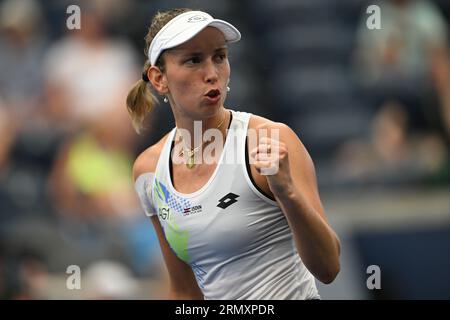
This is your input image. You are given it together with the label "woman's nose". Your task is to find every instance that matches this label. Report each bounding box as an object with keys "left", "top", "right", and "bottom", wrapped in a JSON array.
[{"left": 204, "top": 59, "right": 219, "bottom": 84}]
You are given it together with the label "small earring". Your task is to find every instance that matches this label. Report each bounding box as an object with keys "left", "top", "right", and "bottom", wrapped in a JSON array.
[
  {"left": 163, "top": 96, "right": 168, "bottom": 103},
  {"left": 227, "top": 86, "right": 230, "bottom": 92}
]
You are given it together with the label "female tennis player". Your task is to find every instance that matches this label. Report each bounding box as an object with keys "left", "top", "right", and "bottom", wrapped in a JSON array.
[{"left": 128, "top": 8, "right": 340, "bottom": 299}]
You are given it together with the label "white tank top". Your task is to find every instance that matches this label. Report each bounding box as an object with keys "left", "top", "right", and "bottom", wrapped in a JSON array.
[{"left": 135, "top": 110, "right": 320, "bottom": 299}]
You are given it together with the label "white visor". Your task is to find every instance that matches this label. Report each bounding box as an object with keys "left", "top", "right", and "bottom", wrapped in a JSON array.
[{"left": 148, "top": 10, "right": 241, "bottom": 66}]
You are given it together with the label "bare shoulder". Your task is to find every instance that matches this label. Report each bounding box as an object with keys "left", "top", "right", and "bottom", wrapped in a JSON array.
[
  {"left": 248, "top": 113, "right": 276, "bottom": 130},
  {"left": 248, "top": 113, "right": 314, "bottom": 177},
  {"left": 248, "top": 114, "right": 301, "bottom": 144},
  {"left": 133, "top": 132, "right": 171, "bottom": 181}
]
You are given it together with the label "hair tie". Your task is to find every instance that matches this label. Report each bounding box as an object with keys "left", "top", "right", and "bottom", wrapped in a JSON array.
[{"left": 142, "top": 73, "right": 149, "bottom": 82}]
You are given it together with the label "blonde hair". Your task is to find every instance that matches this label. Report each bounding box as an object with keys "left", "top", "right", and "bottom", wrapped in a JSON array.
[{"left": 126, "top": 8, "right": 192, "bottom": 134}]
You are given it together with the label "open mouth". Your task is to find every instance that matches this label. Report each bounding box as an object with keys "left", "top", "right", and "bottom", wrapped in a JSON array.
[
  {"left": 205, "top": 89, "right": 220, "bottom": 98},
  {"left": 204, "top": 89, "right": 221, "bottom": 103}
]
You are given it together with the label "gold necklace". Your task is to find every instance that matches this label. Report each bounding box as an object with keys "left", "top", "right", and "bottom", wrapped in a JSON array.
[{"left": 177, "top": 113, "right": 226, "bottom": 169}]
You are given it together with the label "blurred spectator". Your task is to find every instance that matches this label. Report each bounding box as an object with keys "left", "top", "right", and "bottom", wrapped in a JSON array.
[
  {"left": 335, "top": 0, "right": 450, "bottom": 185},
  {"left": 0, "top": 0, "right": 47, "bottom": 121},
  {"left": 0, "top": 0, "right": 49, "bottom": 185},
  {"left": 0, "top": 0, "right": 59, "bottom": 243},
  {"left": 355, "top": 0, "right": 450, "bottom": 140},
  {"left": 83, "top": 260, "right": 139, "bottom": 299},
  {"left": 48, "top": 106, "right": 162, "bottom": 278},
  {"left": 42, "top": 0, "right": 139, "bottom": 133},
  {"left": 333, "top": 100, "right": 448, "bottom": 185},
  {"left": 49, "top": 106, "right": 137, "bottom": 220}
]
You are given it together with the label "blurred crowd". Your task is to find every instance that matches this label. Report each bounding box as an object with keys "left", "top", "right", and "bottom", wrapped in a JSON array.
[{"left": 0, "top": 0, "right": 449, "bottom": 299}]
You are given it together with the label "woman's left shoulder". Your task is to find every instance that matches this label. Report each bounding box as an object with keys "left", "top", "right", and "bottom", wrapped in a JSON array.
[{"left": 248, "top": 114, "right": 302, "bottom": 144}]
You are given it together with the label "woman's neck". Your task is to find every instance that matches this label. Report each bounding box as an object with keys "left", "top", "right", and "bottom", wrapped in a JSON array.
[{"left": 174, "top": 108, "right": 229, "bottom": 149}]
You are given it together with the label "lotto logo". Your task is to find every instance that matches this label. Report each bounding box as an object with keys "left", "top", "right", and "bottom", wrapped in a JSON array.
[{"left": 217, "top": 193, "right": 240, "bottom": 209}]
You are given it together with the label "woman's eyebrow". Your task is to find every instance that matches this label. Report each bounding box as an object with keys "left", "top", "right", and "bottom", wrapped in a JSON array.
[
  {"left": 170, "top": 45, "right": 227, "bottom": 58},
  {"left": 169, "top": 48, "right": 201, "bottom": 56},
  {"left": 215, "top": 46, "right": 228, "bottom": 52}
]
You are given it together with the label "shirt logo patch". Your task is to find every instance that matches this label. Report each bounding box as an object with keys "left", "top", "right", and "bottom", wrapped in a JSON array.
[
  {"left": 183, "top": 205, "right": 202, "bottom": 216},
  {"left": 217, "top": 193, "right": 240, "bottom": 209},
  {"left": 158, "top": 206, "right": 170, "bottom": 220}
]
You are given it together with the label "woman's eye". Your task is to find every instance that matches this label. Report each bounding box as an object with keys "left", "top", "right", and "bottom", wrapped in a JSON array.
[
  {"left": 216, "top": 53, "right": 226, "bottom": 62},
  {"left": 186, "top": 56, "right": 201, "bottom": 64}
]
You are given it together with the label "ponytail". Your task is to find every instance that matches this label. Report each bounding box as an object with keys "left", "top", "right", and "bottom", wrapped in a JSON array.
[
  {"left": 126, "top": 8, "right": 192, "bottom": 134},
  {"left": 126, "top": 62, "right": 158, "bottom": 134}
]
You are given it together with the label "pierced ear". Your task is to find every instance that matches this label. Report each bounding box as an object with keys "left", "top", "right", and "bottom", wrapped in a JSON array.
[{"left": 148, "top": 66, "right": 169, "bottom": 95}]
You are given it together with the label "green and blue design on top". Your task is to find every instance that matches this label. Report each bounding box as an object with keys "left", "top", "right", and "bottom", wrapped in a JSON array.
[{"left": 153, "top": 178, "right": 191, "bottom": 263}]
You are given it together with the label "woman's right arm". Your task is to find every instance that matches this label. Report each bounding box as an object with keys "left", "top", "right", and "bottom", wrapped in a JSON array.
[{"left": 133, "top": 139, "right": 203, "bottom": 300}]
